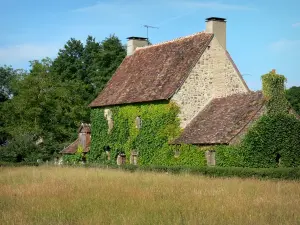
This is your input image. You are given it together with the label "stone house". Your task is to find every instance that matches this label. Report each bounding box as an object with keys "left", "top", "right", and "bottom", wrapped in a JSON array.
[
  {"left": 88, "top": 17, "right": 268, "bottom": 165},
  {"left": 60, "top": 123, "right": 91, "bottom": 158}
]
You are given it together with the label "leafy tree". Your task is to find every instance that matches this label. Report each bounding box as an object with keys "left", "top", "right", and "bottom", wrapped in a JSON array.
[
  {"left": 286, "top": 86, "right": 300, "bottom": 115},
  {"left": 52, "top": 35, "right": 126, "bottom": 101},
  {"left": 0, "top": 34, "right": 126, "bottom": 162},
  {"left": 0, "top": 66, "right": 18, "bottom": 102},
  {"left": 0, "top": 66, "right": 26, "bottom": 145},
  {"left": 1, "top": 59, "right": 89, "bottom": 161}
]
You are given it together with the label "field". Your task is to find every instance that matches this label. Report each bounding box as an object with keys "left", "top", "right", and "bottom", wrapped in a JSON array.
[{"left": 1, "top": 167, "right": 300, "bottom": 225}]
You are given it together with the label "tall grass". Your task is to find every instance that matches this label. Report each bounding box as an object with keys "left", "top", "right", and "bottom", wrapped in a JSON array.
[{"left": 1, "top": 166, "right": 300, "bottom": 225}]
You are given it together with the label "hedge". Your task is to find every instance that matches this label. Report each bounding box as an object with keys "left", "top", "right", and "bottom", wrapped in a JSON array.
[{"left": 74, "top": 164, "right": 300, "bottom": 180}]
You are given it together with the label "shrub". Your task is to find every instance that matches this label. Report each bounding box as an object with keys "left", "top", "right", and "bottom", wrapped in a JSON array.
[{"left": 0, "top": 134, "right": 45, "bottom": 163}]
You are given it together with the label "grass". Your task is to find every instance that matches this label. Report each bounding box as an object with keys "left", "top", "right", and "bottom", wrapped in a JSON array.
[{"left": 1, "top": 166, "right": 300, "bottom": 225}]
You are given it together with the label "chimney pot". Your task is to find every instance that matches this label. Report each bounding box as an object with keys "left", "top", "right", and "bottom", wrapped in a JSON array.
[
  {"left": 205, "top": 17, "right": 227, "bottom": 50},
  {"left": 126, "top": 37, "right": 148, "bottom": 56}
]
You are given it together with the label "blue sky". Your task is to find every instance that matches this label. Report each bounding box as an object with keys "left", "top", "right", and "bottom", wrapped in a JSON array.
[{"left": 0, "top": 0, "right": 299, "bottom": 90}]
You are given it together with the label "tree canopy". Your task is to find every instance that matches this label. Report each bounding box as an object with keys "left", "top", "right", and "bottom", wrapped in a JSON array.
[
  {"left": 286, "top": 86, "right": 300, "bottom": 115},
  {"left": 0, "top": 35, "right": 126, "bottom": 162}
]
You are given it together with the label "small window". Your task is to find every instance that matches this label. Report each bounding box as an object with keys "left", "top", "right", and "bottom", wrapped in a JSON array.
[
  {"left": 276, "top": 153, "right": 281, "bottom": 166},
  {"left": 104, "top": 146, "right": 111, "bottom": 160},
  {"left": 174, "top": 150, "right": 180, "bottom": 158},
  {"left": 135, "top": 116, "right": 142, "bottom": 129},
  {"left": 117, "top": 152, "right": 126, "bottom": 165},
  {"left": 174, "top": 144, "right": 180, "bottom": 158},
  {"left": 130, "top": 150, "right": 138, "bottom": 165},
  {"left": 104, "top": 109, "right": 113, "bottom": 134}
]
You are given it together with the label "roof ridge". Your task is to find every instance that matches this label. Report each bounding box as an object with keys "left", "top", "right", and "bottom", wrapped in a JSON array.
[{"left": 136, "top": 31, "right": 212, "bottom": 51}]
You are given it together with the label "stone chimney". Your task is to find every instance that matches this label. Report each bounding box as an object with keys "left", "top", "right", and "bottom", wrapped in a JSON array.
[
  {"left": 127, "top": 37, "right": 148, "bottom": 56},
  {"left": 205, "top": 17, "right": 226, "bottom": 50}
]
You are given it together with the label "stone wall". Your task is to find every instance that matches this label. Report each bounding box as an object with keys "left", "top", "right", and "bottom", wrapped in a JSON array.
[{"left": 171, "top": 37, "right": 249, "bottom": 128}]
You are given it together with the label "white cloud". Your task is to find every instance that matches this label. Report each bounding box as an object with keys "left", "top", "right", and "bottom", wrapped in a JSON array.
[
  {"left": 269, "top": 39, "right": 300, "bottom": 52},
  {"left": 292, "top": 22, "right": 300, "bottom": 28},
  {"left": 0, "top": 44, "right": 60, "bottom": 65}
]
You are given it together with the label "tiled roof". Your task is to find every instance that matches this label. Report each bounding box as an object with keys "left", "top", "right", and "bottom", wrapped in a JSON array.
[
  {"left": 60, "top": 139, "right": 90, "bottom": 154},
  {"left": 173, "top": 91, "right": 265, "bottom": 144},
  {"left": 60, "top": 139, "right": 79, "bottom": 154},
  {"left": 89, "top": 32, "right": 214, "bottom": 107}
]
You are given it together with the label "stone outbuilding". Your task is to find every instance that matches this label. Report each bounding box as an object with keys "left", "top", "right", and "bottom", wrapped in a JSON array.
[{"left": 60, "top": 123, "right": 91, "bottom": 155}]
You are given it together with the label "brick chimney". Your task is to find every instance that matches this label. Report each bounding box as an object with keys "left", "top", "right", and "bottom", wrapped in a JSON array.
[
  {"left": 126, "top": 37, "right": 148, "bottom": 56},
  {"left": 205, "top": 17, "right": 226, "bottom": 50}
]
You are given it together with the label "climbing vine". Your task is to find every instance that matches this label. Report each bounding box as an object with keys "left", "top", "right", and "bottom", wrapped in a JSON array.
[
  {"left": 89, "top": 102, "right": 206, "bottom": 166},
  {"left": 262, "top": 70, "right": 289, "bottom": 114},
  {"left": 216, "top": 70, "right": 300, "bottom": 168}
]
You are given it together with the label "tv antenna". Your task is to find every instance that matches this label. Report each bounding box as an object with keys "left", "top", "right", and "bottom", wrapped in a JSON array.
[{"left": 144, "top": 25, "right": 159, "bottom": 43}]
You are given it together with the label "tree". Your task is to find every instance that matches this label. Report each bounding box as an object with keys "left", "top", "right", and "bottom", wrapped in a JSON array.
[
  {"left": 0, "top": 34, "right": 126, "bottom": 162},
  {"left": 52, "top": 35, "right": 126, "bottom": 102},
  {"left": 0, "top": 66, "right": 26, "bottom": 145},
  {"left": 286, "top": 86, "right": 300, "bottom": 115},
  {"left": 1, "top": 59, "right": 89, "bottom": 161},
  {"left": 0, "top": 66, "right": 17, "bottom": 102}
]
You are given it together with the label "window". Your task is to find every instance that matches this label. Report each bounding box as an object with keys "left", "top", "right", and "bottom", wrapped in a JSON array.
[
  {"left": 104, "top": 146, "right": 111, "bottom": 160},
  {"left": 104, "top": 109, "right": 113, "bottom": 134},
  {"left": 135, "top": 116, "right": 142, "bottom": 129},
  {"left": 130, "top": 150, "right": 138, "bottom": 165},
  {"left": 117, "top": 152, "right": 126, "bottom": 165}
]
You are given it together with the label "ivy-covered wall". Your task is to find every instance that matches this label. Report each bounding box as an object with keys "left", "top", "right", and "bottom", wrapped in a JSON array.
[
  {"left": 89, "top": 102, "right": 206, "bottom": 166},
  {"left": 216, "top": 70, "right": 300, "bottom": 168},
  {"left": 262, "top": 70, "right": 289, "bottom": 114}
]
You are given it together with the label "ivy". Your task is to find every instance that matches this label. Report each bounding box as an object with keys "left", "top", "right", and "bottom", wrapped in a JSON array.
[
  {"left": 240, "top": 114, "right": 300, "bottom": 168},
  {"left": 63, "top": 145, "right": 85, "bottom": 164},
  {"left": 215, "top": 145, "right": 243, "bottom": 167},
  {"left": 215, "top": 71, "right": 300, "bottom": 168},
  {"left": 89, "top": 102, "right": 206, "bottom": 167},
  {"left": 262, "top": 70, "right": 289, "bottom": 114}
]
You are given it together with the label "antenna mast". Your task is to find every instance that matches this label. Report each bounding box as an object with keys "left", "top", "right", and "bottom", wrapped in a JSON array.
[{"left": 143, "top": 25, "right": 159, "bottom": 44}]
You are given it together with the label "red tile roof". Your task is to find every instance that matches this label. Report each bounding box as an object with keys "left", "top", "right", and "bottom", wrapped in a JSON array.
[
  {"left": 89, "top": 32, "right": 214, "bottom": 107},
  {"left": 60, "top": 139, "right": 80, "bottom": 154},
  {"left": 60, "top": 139, "right": 90, "bottom": 154},
  {"left": 173, "top": 91, "right": 265, "bottom": 145}
]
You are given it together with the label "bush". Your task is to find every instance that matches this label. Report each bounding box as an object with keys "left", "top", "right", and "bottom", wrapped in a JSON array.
[{"left": 0, "top": 134, "right": 46, "bottom": 163}]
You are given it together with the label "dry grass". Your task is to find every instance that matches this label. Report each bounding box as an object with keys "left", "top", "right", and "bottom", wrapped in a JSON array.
[{"left": 1, "top": 166, "right": 300, "bottom": 225}]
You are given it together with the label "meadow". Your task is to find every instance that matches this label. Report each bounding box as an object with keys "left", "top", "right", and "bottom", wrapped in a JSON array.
[{"left": 1, "top": 166, "right": 300, "bottom": 225}]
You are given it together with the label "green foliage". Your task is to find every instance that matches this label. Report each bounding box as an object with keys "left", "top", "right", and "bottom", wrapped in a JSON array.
[
  {"left": 240, "top": 114, "right": 300, "bottom": 168},
  {"left": 52, "top": 35, "right": 126, "bottom": 102},
  {"left": 286, "top": 86, "right": 300, "bottom": 115},
  {"left": 215, "top": 145, "right": 243, "bottom": 167},
  {"left": 63, "top": 145, "right": 85, "bottom": 164},
  {"left": 0, "top": 34, "right": 126, "bottom": 162},
  {"left": 79, "top": 163, "right": 300, "bottom": 180},
  {"left": 89, "top": 102, "right": 206, "bottom": 167},
  {"left": 0, "top": 134, "right": 47, "bottom": 163},
  {"left": 262, "top": 70, "right": 289, "bottom": 114}
]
